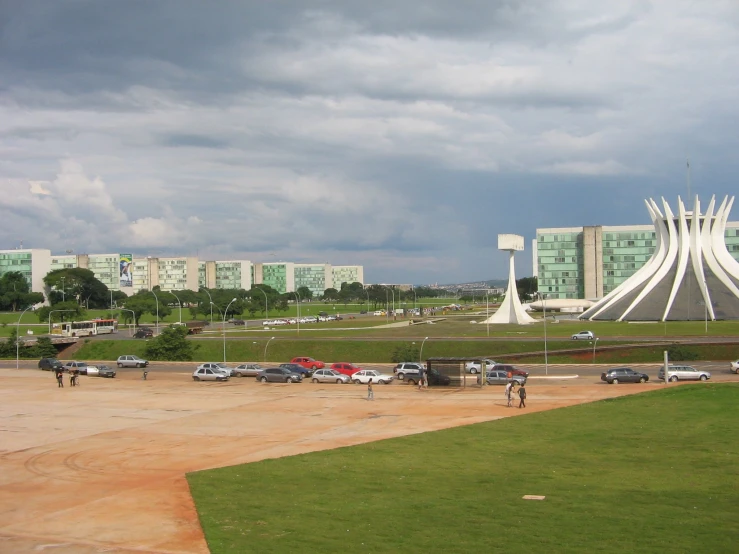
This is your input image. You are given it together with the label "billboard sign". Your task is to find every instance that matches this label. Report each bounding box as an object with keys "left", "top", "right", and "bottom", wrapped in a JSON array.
[{"left": 119, "top": 254, "right": 133, "bottom": 287}]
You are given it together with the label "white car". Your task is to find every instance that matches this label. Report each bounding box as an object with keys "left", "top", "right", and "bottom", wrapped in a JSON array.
[
  {"left": 192, "top": 367, "right": 229, "bottom": 382},
  {"left": 730, "top": 360, "right": 739, "bottom": 374},
  {"left": 464, "top": 359, "right": 497, "bottom": 374},
  {"left": 571, "top": 331, "right": 595, "bottom": 340},
  {"left": 658, "top": 365, "right": 711, "bottom": 382},
  {"left": 197, "top": 362, "right": 234, "bottom": 376},
  {"left": 351, "top": 370, "right": 394, "bottom": 384}
]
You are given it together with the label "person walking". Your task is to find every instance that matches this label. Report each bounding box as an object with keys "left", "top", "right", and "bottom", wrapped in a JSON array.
[
  {"left": 504, "top": 381, "right": 514, "bottom": 407},
  {"left": 518, "top": 383, "right": 527, "bottom": 409},
  {"left": 69, "top": 368, "right": 79, "bottom": 387},
  {"left": 141, "top": 367, "right": 148, "bottom": 380},
  {"left": 367, "top": 379, "right": 374, "bottom": 401},
  {"left": 56, "top": 368, "right": 64, "bottom": 388}
]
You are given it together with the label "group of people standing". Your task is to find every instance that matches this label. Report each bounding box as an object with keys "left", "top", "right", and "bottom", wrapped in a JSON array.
[
  {"left": 504, "top": 381, "right": 526, "bottom": 408},
  {"left": 55, "top": 368, "right": 79, "bottom": 388}
]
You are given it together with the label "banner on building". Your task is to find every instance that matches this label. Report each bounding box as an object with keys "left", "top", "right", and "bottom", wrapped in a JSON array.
[{"left": 119, "top": 254, "right": 133, "bottom": 287}]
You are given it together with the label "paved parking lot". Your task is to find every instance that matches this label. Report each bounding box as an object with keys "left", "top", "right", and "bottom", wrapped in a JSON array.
[{"left": 0, "top": 365, "right": 734, "bottom": 553}]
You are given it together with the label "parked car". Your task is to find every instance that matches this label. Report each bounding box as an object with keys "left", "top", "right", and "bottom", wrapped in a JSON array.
[
  {"left": 64, "top": 361, "right": 88, "bottom": 371},
  {"left": 359, "top": 310, "right": 368, "bottom": 314},
  {"left": 393, "top": 362, "right": 424, "bottom": 380},
  {"left": 133, "top": 328, "right": 154, "bottom": 339},
  {"left": 232, "top": 319, "right": 245, "bottom": 326},
  {"left": 279, "top": 363, "right": 312, "bottom": 377},
  {"left": 330, "top": 362, "right": 363, "bottom": 376},
  {"left": 83, "top": 364, "right": 117, "bottom": 378},
  {"left": 192, "top": 367, "right": 230, "bottom": 382},
  {"left": 373, "top": 310, "right": 386, "bottom": 316},
  {"left": 490, "top": 364, "right": 529, "bottom": 378},
  {"left": 351, "top": 370, "right": 394, "bottom": 384},
  {"left": 196, "top": 362, "right": 234, "bottom": 376},
  {"left": 571, "top": 330, "right": 595, "bottom": 340},
  {"left": 730, "top": 360, "right": 739, "bottom": 374},
  {"left": 117, "top": 355, "right": 149, "bottom": 368},
  {"left": 256, "top": 367, "right": 303, "bottom": 383},
  {"left": 290, "top": 357, "right": 325, "bottom": 370},
  {"left": 600, "top": 367, "right": 649, "bottom": 384},
  {"left": 406, "top": 367, "right": 451, "bottom": 386},
  {"left": 311, "top": 369, "right": 351, "bottom": 384},
  {"left": 464, "top": 359, "right": 497, "bottom": 374},
  {"left": 485, "top": 370, "right": 527, "bottom": 386},
  {"left": 658, "top": 365, "right": 711, "bottom": 382},
  {"left": 232, "top": 363, "right": 263, "bottom": 377},
  {"left": 38, "top": 358, "right": 63, "bottom": 371}
]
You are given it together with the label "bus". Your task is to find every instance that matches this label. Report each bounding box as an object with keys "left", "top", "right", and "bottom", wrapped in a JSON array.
[{"left": 51, "top": 319, "right": 119, "bottom": 337}]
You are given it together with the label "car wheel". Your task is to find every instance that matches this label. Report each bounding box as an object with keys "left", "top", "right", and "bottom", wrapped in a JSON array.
[
  {"left": 353, "top": 379, "right": 361, "bottom": 384},
  {"left": 612, "top": 378, "right": 619, "bottom": 384},
  {"left": 397, "top": 373, "right": 404, "bottom": 380},
  {"left": 312, "top": 365, "right": 317, "bottom": 370},
  {"left": 260, "top": 377, "right": 268, "bottom": 383},
  {"left": 193, "top": 376, "right": 200, "bottom": 381},
  {"left": 312, "top": 378, "right": 319, "bottom": 383},
  {"left": 469, "top": 368, "right": 477, "bottom": 374},
  {"left": 117, "top": 363, "right": 122, "bottom": 368},
  {"left": 669, "top": 375, "right": 678, "bottom": 382},
  {"left": 380, "top": 380, "right": 389, "bottom": 385},
  {"left": 700, "top": 375, "right": 707, "bottom": 381},
  {"left": 337, "top": 379, "right": 344, "bottom": 384},
  {"left": 639, "top": 377, "right": 646, "bottom": 383},
  {"left": 407, "top": 379, "right": 416, "bottom": 385}
]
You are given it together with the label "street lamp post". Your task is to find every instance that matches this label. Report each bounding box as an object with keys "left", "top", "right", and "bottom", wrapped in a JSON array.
[
  {"left": 170, "top": 292, "right": 182, "bottom": 324},
  {"left": 119, "top": 309, "right": 136, "bottom": 336},
  {"left": 592, "top": 337, "right": 599, "bottom": 363},
  {"left": 485, "top": 293, "right": 490, "bottom": 338},
  {"left": 60, "top": 277, "right": 66, "bottom": 302},
  {"left": 537, "top": 292, "right": 548, "bottom": 376},
  {"left": 48, "top": 309, "right": 75, "bottom": 334},
  {"left": 419, "top": 336, "right": 430, "bottom": 363},
  {"left": 16, "top": 305, "right": 33, "bottom": 370},
  {"left": 385, "top": 288, "right": 389, "bottom": 323},
  {"left": 200, "top": 287, "right": 213, "bottom": 325},
  {"left": 391, "top": 288, "right": 396, "bottom": 320},
  {"left": 151, "top": 290, "right": 159, "bottom": 336},
  {"left": 412, "top": 288, "right": 417, "bottom": 310},
  {"left": 264, "top": 336, "right": 276, "bottom": 363},
  {"left": 292, "top": 291, "right": 301, "bottom": 335},
  {"left": 255, "top": 287, "right": 268, "bottom": 319},
  {"left": 222, "top": 298, "right": 237, "bottom": 364},
  {"left": 365, "top": 289, "right": 370, "bottom": 312}
]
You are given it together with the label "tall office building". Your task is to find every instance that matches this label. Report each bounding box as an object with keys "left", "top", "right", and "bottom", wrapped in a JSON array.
[
  {"left": 294, "top": 264, "right": 331, "bottom": 297},
  {"left": 332, "top": 265, "right": 364, "bottom": 289}
]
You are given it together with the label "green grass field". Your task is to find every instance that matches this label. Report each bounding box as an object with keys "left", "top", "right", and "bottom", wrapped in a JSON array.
[{"left": 187, "top": 383, "right": 739, "bottom": 553}]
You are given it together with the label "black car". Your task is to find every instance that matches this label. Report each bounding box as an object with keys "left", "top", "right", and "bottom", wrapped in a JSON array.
[
  {"left": 38, "top": 358, "right": 63, "bottom": 371},
  {"left": 406, "top": 368, "right": 451, "bottom": 387},
  {"left": 279, "top": 363, "right": 312, "bottom": 377},
  {"left": 601, "top": 367, "right": 649, "bottom": 384},
  {"left": 232, "top": 319, "right": 245, "bottom": 326},
  {"left": 133, "top": 328, "right": 154, "bottom": 339},
  {"left": 359, "top": 310, "right": 368, "bottom": 314}
]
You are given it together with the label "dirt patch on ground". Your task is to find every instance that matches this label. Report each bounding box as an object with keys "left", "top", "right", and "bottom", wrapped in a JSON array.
[{"left": 0, "top": 368, "right": 661, "bottom": 553}]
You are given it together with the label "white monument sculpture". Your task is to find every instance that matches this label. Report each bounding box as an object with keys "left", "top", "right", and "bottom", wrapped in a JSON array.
[
  {"left": 483, "top": 234, "right": 536, "bottom": 325},
  {"left": 581, "top": 195, "right": 739, "bottom": 321}
]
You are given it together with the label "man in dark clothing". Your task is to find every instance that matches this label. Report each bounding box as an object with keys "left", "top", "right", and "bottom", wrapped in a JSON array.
[
  {"left": 56, "top": 368, "right": 64, "bottom": 388},
  {"left": 518, "top": 384, "right": 527, "bottom": 408}
]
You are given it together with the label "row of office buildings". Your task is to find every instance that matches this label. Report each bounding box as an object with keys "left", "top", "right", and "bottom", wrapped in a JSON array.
[{"left": 0, "top": 249, "right": 364, "bottom": 298}]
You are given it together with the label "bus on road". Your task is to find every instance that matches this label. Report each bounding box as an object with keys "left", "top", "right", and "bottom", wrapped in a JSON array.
[{"left": 51, "top": 319, "right": 118, "bottom": 337}]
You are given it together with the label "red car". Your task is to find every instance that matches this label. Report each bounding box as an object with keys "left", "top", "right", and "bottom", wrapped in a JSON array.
[
  {"left": 491, "top": 364, "right": 529, "bottom": 378},
  {"left": 290, "top": 357, "right": 326, "bottom": 370},
  {"left": 330, "top": 362, "right": 362, "bottom": 376}
]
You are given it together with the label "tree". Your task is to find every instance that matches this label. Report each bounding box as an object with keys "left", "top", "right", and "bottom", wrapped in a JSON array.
[
  {"left": 516, "top": 277, "right": 538, "bottom": 302},
  {"left": 36, "top": 301, "right": 87, "bottom": 324},
  {"left": 143, "top": 326, "right": 199, "bottom": 361},
  {"left": 296, "top": 286, "right": 313, "bottom": 301},
  {"left": 0, "top": 272, "right": 44, "bottom": 311},
  {"left": 32, "top": 336, "right": 58, "bottom": 358},
  {"left": 123, "top": 291, "right": 171, "bottom": 325},
  {"left": 323, "top": 288, "right": 339, "bottom": 301},
  {"left": 43, "top": 268, "right": 110, "bottom": 308}
]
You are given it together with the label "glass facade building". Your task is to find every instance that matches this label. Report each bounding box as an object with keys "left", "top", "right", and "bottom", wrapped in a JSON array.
[{"left": 294, "top": 264, "right": 329, "bottom": 297}]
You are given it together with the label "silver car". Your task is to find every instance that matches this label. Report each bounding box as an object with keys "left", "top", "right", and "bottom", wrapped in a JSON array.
[
  {"left": 658, "top": 365, "right": 711, "bottom": 382},
  {"left": 485, "top": 370, "right": 527, "bottom": 386},
  {"left": 192, "top": 367, "right": 230, "bottom": 382},
  {"left": 232, "top": 363, "right": 264, "bottom": 377},
  {"left": 117, "top": 355, "right": 149, "bottom": 368},
  {"left": 310, "top": 369, "right": 351, "bottom": 384},
  {"left": 197, "top": 362, "right": 234, "bottom": 376}
]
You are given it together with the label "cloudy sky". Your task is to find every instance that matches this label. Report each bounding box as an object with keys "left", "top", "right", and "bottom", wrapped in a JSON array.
[{"left": 2, "top": 1, "right": 738, "bottom": 284}]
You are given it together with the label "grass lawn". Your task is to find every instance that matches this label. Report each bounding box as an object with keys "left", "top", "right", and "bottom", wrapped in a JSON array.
[{"left": 187, "top": 383, "right": 739, "bottom": 553}]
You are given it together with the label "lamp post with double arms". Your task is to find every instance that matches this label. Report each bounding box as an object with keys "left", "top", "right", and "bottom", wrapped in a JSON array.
[
  {"left": 292, "top": 291, "right": 301, "bottom": 335},
  {"left": 222, "top": 298, "right": 237, "bottom": 364},
  {"left": 199, "top": 287, "right": 213, "bottom": 325},
  {"left": 16, "top": 305, "right": 34, "bottom": 370},
  {"left": 170, "top": 292, "right": 182, "bottom": 324}
]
